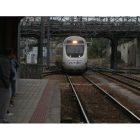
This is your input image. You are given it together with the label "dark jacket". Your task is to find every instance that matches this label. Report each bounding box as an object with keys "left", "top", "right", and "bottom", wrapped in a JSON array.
[
  {"left": 0, "top": 55, "right": 14, "bottom": 89},
  {"left": 11, "top": 58, "right": 19, "bottom": 80}
]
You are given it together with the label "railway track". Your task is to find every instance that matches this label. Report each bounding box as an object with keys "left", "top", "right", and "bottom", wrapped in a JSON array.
[
  {"left": 92, "top": 66, "right": 140, "bottom": 75},
  {"left": 66, "top": 75, "right": 90, "bottom": 123},
  {"left": 83, "top": 74, "right": 140, "bottom": 123},
  {"left": 43, "top": 73, "right": 140, "bottom": 123},
  {"left": 67, "top": 74, "right": 140, "bottom": 123},
  {"left": 92, "top": 69, "right": 140, "bottom": 92},
  {"left": 112, "top": 72, "right": 140, "bottom": 83},
  {"left": 98, "top": 68, "right": 140, "bottom": 82}
]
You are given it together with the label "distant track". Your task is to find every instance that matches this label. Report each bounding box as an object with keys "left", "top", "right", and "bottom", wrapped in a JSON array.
[
  {"left": 92, "top": 69, "right": 140, "bottom": 92},
  {"left": 83, "top": 74, "right": 140, "bottom": 123}
]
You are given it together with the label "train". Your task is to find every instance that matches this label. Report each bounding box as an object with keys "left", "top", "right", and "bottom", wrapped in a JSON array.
[{"left": 55, "top": 36, "right": 87, "bottom": 73}]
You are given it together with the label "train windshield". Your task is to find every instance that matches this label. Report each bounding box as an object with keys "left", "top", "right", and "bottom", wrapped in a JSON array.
[{"left": 66, "top": 45, "right": 84, "bottom": 57}]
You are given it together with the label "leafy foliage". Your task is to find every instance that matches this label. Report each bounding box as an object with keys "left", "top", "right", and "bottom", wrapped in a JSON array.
[
  {"left": 88, "top": 39, "right": 98, "bottom": 58},
  {"left": 87, "top": 38, "right": 110, "bottom": 59},
  {"left": 118, "top": 38, "right": 134, "bottom": 45}
]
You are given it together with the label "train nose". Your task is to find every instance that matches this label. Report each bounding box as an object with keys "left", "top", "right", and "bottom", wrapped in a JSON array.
[
  {"left": 66, "top": 60, "right": 85, "bottom": 70},
  {"left": 68, "top": 60, "right": 82, "bottom": 65}
]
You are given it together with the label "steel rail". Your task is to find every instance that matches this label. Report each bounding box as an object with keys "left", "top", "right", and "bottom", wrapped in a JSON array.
[
  {"left": 92, "top": 66, "right": 140, "bottom": 75},
  {"left": 93, "top": 70, "right": 140, "bottom": 92},
  {"left": 42, "top": 71, "right": 64, "bottom": 77},
  {"left": 83, "top": 74, "right": 140, "bottom": 123},
  {"left": 94, "top": 68, "right": 140, "bottom": 83},
  {"left": 112, "top": 72, "right": 140, "bottom": 83},
  {"left": 117, "top": 69, "right": 140, "bottom": 75},
  {"left": 66, "top": 75, "right": 90, "bottom": 123}
]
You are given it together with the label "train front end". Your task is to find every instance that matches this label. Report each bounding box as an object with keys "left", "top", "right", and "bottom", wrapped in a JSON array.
[{"left": 62, "top": 36, "right": 87, "bottom": 73}]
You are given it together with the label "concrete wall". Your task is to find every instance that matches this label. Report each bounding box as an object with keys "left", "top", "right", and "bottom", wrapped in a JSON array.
[
  {"left": 118, "top": 39, "right": 137, "bottom": 66},
  {"left": 136, "top": 38, "right": 140, "bottom": 67},
  {"left": 128, "top": 43, "right": 136, "bottom": 66}
]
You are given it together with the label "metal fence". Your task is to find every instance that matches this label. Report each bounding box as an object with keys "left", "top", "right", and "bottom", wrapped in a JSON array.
[{"left": 20, "top": 64, "right": 44, "bottom": 79}]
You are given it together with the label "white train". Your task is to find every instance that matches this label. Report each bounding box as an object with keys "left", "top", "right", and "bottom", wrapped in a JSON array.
[{"left": 55, "top": 36, "right": 87, "bottom": 73}]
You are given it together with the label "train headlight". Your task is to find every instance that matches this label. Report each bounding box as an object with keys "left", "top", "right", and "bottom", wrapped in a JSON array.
[{"left": 72, "top": 40, "right": 77, "bottom": 44}]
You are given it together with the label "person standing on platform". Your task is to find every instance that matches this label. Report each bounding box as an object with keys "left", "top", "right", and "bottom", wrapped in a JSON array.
[
  {"left": 0, "top": 48, "right": 14, "bottom": 123},
  {"left": 11, "top": 54, "right": 19, "bottom": 98}
]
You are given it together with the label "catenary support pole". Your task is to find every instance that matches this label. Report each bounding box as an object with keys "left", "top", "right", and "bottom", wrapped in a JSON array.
[
  {"left": 17, "top": 21, "right": 21, "bottom": 78},
  {"left": 38, "top": 17, "right": 44, "bottom": 64},
  {"left": 16, "top": 21, "right": 21, "bottom": 93},
  {"left": 47, "top": 17, "right": 50, "bottom": 68},
  {"left": 110, "top": 38, "right": 118, "bottom": 70},
  {"left": 136, "top": 38, "right": 140, "bottom": 67}
]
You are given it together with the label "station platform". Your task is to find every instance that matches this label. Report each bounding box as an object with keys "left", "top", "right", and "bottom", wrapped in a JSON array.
[{"left": 7, "top": 79, "right": 61, "bottom": 123}]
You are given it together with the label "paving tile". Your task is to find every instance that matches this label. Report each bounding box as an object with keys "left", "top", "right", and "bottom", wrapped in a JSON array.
[
  {"left": 30, "top": 104, "right": 38, "bottom": 109},
  {"left": 19, "top": 111, "right": 28, "bottom": 116},
  {"left": 20, "top": 102, "right": 29, "bottom": 107},
  {"left": 22, "top": 108, "right": 30, "bottom": 112},
  {"left": 28, "top": 108, "right": 36, "bottom": 112},
  {"left": 28, "top": 99, "right": 35, "bottom": 102},
  {"left": 33, "top": 100, "right": 40, "bottom": 104},
  {"left": 24, "top": 105, "right": 32, "bottom": 109},
  {"left": 21, "top": 117, "right": 31, "bottom": 123},
  {"left": 24, "top": 102, "right": 33, "bottom": 107},
  {"left": 14, "top": 117, "right": 24, "bottom": 123},
  {"left": 22, "top": 100, "right": 29, "bottom": 103},
  {"left": 7, "top": 79, "right": 60, "bottom": 123},
  {"left": 24, "top": 112, "right": 34, "bottom": 118},
  {"left": 14, "top": 108, "right": 23, "bottom": 112}
]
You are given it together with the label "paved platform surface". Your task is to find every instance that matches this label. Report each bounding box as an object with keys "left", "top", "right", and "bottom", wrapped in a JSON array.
[{"left": 7, "top": 79, "right": 61, "bottom": 123}]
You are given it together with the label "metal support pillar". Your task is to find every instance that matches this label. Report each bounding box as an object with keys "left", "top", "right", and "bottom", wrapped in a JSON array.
[
  {"left": 47, "top": 17, "right": 50, "bottom": 68},
  {"left": 37, "top": 17, "right": 44, "bottom": 64},
  {"left": 136, "top": 38, "right": 140, "bottom": 67},
  {"left": 37, "top": 38, "right": 40, "bottom": 64},
  {"left": 110, "top": 38, "right": 118, "bottom": 70},
  {"left": 16, "top": 21, "right": 21, "bottom": 93},
  {"left": 17, "top": 21, "right": 21, "bottom": 62},
  {"left": 17, "top": 21, "right": 21, "bottom": 78}
]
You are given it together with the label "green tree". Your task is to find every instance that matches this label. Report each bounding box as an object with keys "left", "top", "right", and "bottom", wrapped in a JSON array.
[
  {"left": 88, "top": 38, "right": 110, "bottom": 59},
  {"left": 88, "top": 39, "right": 98, "bottom": 58}
]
